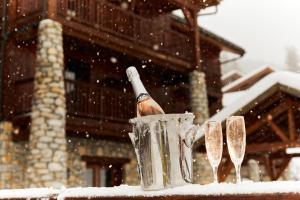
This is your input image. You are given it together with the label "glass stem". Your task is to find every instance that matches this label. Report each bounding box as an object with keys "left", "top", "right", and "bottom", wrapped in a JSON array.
[
  {"left": 213, "top": 165, "right": 219, "bottom": 183},
  {"left": 235, "top": 164, "right": 241, "bottom": 184}
]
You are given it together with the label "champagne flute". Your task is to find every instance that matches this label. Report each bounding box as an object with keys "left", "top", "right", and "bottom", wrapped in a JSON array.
[
  {"left": 204, "top": 121, "right": 223, "bottom": 183},
  {"left": 226, "top": 116, "right": 246, "bottom": 183}
]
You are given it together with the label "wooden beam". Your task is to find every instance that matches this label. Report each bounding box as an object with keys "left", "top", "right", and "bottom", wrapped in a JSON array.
[
  {"left": 48, "top": 0, "right": 57, "bottom": 18},
  {"left": 247, "top": 102, "right": 288, "bottom": 135},
  {"left": 273, "top": 157, "right": 292, "bottom": 180},
  {"left": 246, "top": 141, "right": 300, "bottom": 154},
  {"left": 60, "top": 20, "right": 191, "bottom": 71},
  {"left": 7, "top": 0, "right": 17, "bottom": 32},
  {"left": 192, "top": 11, "right": 201, "bottom": 71},
  {"left": 181, "top": 7, "right": 194, "bottom": 27},
  {"left": 267, "top": 118, "right": 289, "bottom": 142},
  {"left": 172, "top": 0, "right": 202, "bottom": 11},
  {"left": 264, "top": 155, "right": 275, "bottom": 180},
  {"left": 288, "top": 108, "right": 296, "bottom": 141}
]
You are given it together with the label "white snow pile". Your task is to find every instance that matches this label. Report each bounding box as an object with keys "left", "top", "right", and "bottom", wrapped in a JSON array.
[
  {"left": 56, "top": 182, "right": 300, "bottom": 199},
  {"left": 212, "top": 71, "right": 300, "bottom": 123},
  {"left": 0, "top": 188, "right": 59, "bottom": 199}
]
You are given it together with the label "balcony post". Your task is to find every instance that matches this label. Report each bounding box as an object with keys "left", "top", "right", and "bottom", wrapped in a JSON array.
[
  {"left": 187, "top": 10, "right": 209, "bottom": 124},
  {"left": 192, "top": 11, "right": 201, "bottom": 71},
  {"left": 47, "top": 0, "right": 57, "bottom": 19}
]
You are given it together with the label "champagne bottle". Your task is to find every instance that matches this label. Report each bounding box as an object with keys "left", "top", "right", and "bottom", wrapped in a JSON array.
[{"left": 126, "top": 66, "right": 165, "bottom": 117}]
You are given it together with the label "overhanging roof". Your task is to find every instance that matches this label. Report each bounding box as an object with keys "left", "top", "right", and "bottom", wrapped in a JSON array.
[
  {"left": 171, "top": 15, "right": 245, "bottom": 56},
  {"left": 211, "top": 71, "right": 300, "bottom": 124},
  {"left": 222, "top": 66, "right": 274, "bottom": 93}
]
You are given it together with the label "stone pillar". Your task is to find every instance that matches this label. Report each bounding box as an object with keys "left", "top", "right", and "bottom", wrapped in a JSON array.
[
  {"left": 27, "top": 19, "right": 67, "bottom": 188},
  {"left": 189, "top": 71, "right": 209, "bottom": 124}
]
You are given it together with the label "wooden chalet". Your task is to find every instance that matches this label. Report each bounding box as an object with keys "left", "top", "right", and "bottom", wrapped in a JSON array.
[
  {"left": 0, "top": 0, "right": 246, "bottom": 188},
  {"left": 202, "top": 71, "right": 300, "bottom": 182},
  {"left": 0, "top": 0, "right": 244, "bottom": 141}
]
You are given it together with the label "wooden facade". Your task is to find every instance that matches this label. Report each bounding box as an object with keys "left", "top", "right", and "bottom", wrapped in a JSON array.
[
  {"left": 0, "top": 0, "right": 244, "bottom": 141},
  {"left": 199, "top": 71, "right": 300, "bottom": 182}
]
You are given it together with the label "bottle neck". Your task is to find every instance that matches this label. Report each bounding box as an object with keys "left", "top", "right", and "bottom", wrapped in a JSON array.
[{"left": 130, "top": 76, "right": 149, "bottom": 99}]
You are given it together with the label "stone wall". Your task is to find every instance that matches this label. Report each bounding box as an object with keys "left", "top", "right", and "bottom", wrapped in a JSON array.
[
  {"left": 193, "top": 153, "right": 213, "bottom": 184},
  {"left": 66, "top": 137, "right": 139, "bottom": 187},
  {"left": 0, "top": 122, "right": 27, "bottom": 189},
  {"left": 189, "top": 71, "right": 209, "bottom": 125},
  {"left": 0, "top": 122, "right": 15, "bottom": 188},
  {"left": 27, "top": 19, "right": 67, "bottom": 188}
]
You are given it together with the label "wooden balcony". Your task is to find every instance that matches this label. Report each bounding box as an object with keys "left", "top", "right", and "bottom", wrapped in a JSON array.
[
  {"left": 13, "top": 78, "right": 135, "bottom": 140},
  {"left": 12, "top": 0, "right": 194, "bottom": 70},
  {"left": 12, "top": 78, "right": 188, "bottom": 140}
]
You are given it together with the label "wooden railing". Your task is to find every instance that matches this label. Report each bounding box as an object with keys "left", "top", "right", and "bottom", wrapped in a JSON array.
[
  {"left": 14, "top": 79, "right": 135, "bottom": 122},
  {"left": 15, "top": 0, "right": 44, "bottom": 19},
  {"left": 14, "top": 79, "right": 189, "bottom": 122},
  {"left": 56, "top": 0, "right": 193, "bottom": 61},
  {"left": 65, "top": 80, "right": 135, "bottom": 122},
  {"left": 13, "top": 0, "right": 193, "bottom": 62}
]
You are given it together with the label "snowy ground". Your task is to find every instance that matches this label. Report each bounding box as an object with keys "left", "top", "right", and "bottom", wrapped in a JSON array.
[{"left": 1, "top": 182, "right": 300, "bottom": 199}]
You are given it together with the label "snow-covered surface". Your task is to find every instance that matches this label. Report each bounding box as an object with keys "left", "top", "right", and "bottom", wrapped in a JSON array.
[
  {"left": 212, "top": 71, "right": 300, "bottom": 123},
  {"left": 0, "top": 188, "right": 59, "bottom": 199},
  {"left": 1, "top": 181, "right": 300, "bottom": 199},
  {"left": 55, "top": 182, "right": 300, "bottom": 199},
  {"left": 222, "top": 65, "right": 274, "bottom": 92},
  {"left": 287, "top": 147, "right": 300, "bottom": 154},
  {"left": 222, "top": 91, "right": 247, "bottom": 107},
  {"left": 221, "top": 69, "right": 241, "bottom": 81}
]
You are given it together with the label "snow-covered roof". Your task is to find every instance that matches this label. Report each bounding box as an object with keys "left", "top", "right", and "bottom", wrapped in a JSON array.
[
  {"left": 222, "top": 91, "right": 247, "bottom": 107},
  {"left": 56, "top": 182, "right": 300, "bottom": 199},
  {"left": 222, "top": 65, "right": 274, "bottom": 93},
  {"left": 171, "top": 15, "right": 245, "bottom": 56},
  {"left": 221, "top": 69, "right": 241, "bottom": 81},
  {"left": 212, "top": 71, "right": 300, "bottom": 123}
]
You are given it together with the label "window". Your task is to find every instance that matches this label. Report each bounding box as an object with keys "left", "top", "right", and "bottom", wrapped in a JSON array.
[{"left": 82, "top": 156, "right": 130, "bottom": 187}]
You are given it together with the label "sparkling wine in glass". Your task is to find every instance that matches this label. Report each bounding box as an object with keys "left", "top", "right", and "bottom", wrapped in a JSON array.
[
  {"left": 204, "top": 121, "right": 223, "bottom": 183},
  {"left": 226, "top": 116, "right": 246, "bottom": 183}
]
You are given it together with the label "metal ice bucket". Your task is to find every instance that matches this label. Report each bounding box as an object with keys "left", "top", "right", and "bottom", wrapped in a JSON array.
[{"left": 129, "top": 113, "right": 200, "bottom": 190}]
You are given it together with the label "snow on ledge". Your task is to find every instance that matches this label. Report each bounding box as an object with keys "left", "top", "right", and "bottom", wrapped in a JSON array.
[
  {"left": 56, "top": 181, "right": 300, "bottom": 199},
  {"left": 0, "top": 188, "right": 59, "bottom": 199},
  {"left": 1, "top": 181, "right": 300, "bottom": 199}
]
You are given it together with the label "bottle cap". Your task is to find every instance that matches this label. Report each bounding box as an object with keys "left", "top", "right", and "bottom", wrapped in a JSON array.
[{"left": 126, "top": 66, "right": 139, "bottom": 82}]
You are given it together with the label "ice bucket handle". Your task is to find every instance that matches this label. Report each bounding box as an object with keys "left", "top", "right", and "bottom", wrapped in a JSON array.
[
  {"left": 128, "top": 132, "right": 137, "bottom": 148},
  {"left": 183, "top": 124, "right": 201, "bottom": 148},
  {"left": 128, "top": 132, "right": 142, "bottom": 175}
]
